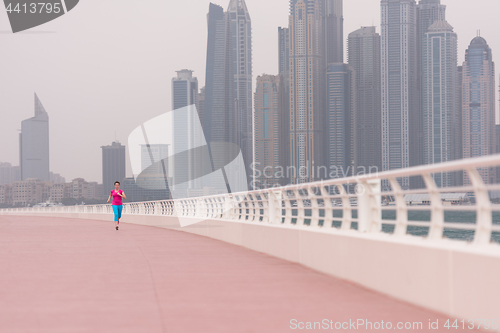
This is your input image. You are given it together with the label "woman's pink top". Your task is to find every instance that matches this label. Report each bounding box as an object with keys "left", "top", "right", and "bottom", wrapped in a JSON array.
[{"left": 111, "top": 190, "right": 123, "bottom": 205}]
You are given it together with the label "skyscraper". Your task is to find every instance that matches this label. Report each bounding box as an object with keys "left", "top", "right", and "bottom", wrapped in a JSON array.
[
  {"left": 381, "top": 0, "right": 418, "bottom": 189},
  {"left": 417, "top": 0, "right": 446, "bottom": 179},
  {"left": 348, "top": 26, "right": 382, "bottom": 175},
  {"left": 451, "top": 65, "right": 464, "bottom": 186},
  {"left": 254, "top": 75, "right": 288, "bottom": 189},
  {"left": 278, "top": 27, "right": 290, "bottom": 89},
  {"left": 289, "top": 0, "right": 325, "bottom": 184},
  {"left": 422, "top": 20, "right": 457, "bottom": 187},
  {"left": 204, "top": 3, "right": 234, "bottom": 147},
  {"left": 171, "top": 69, "right": 202, "bottom": 198},
  {"left": 20, "top": 93, "right": 50, "bottom": 181},
  {"left": 227, "top": 0, "right": 253, "bottom": 185},
  {"left": 326, "top": 64, "right": 356, "bottom": 176},
  {"left": 462, "top": 36, "right": 496, "bottom": 185},
  {"left": 323, "top": 0, "right": 343, "bottom": 64},
  {"left": 101, "top": 142, "right": 126, "bottom": 197}
]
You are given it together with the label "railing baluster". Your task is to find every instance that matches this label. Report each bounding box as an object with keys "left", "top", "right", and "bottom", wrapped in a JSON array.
[
  {"left": 423, "top": 173, "right": 444, "bottom": 240},
  {"left": 467, "top": 167, "right": 492, "bottom": 245}
]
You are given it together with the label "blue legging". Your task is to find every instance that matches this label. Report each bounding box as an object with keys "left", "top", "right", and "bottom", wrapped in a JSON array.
[{"left": 113, "top": 205, "right": 123, "bottom": 222}]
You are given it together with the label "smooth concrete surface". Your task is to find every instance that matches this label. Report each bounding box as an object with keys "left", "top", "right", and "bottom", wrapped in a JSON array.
[{"left": 2, "top": 212, "right": 498, "bottom": 332}]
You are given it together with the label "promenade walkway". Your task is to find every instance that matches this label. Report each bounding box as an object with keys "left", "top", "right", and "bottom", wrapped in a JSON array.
[{"left": 0, "top": 215, "right": 483, "bottom": 333}]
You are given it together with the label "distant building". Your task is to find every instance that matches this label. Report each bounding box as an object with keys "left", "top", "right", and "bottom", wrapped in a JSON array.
[
  {"left": 381, "top": 0, "right": 419, "bottom": 189},
  {"left": 49, "top": 172, "right": 66, "bottom": 184},
  {"left": 204, "top": 3, "right": 235, "bottom": 164},
  {"left": 326, "top": 63, "right": 356, "bottom": 176},
  {"left": 289, "top": 0, "right": 325, "bottom": 184},
  {"left": 451, "top": 66, "right": 464, "bottom": 187},
  {"left": 228, "top": 0, "right": 253, "bottom": 184},
  {"left": 101, "top": 142, "right": 126, "bottom": 197},
  {"left": 278, "top": 27, "right": 290, "bottom": 87},
  {"left": 323, "top": 0, "right": 344, "bottom": 64},
  {"left": 172, "top": 70, "right": 202, "bottom": 198},
  {"left": 422, "top": 20, "right": 457, "bottom": 187},
  {"left": 138, "top": 144, "right": 170, "bottom": 194},
  {"left": 0, "top": 163, "right": 18, "bottom": 185},
  {"left": 20, "top": 93, "right": 50, "bottom": 181},
  {"left": 462, "top": 36, "right": 497, "bottom": 185},
  {"left": 121, "top": 177, "right": 170, "bottom": 203},
  {"left": 198, "top": 87, "right": 206, "bottom": 130},
  {"left": 254, "top": 74, "right": 288, "bottom": 188},
  {"left": 11, "top": 179, "right": 51, "bottom": 206},
  {"left": 348, "top": 26, "right": 382, "bottom": 175}
]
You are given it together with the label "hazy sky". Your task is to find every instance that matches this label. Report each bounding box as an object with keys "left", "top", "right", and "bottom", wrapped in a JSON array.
[{"left": 0, "top": 0, "right": 499, "bottom": 183}]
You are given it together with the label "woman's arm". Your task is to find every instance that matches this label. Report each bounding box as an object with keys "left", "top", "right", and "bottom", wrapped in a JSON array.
[
  {"left": 121, "top": 191, "right": 127, "bottom": 200},
  {"left": 107, "top": 193, "right": 112, "bottom": 203}
]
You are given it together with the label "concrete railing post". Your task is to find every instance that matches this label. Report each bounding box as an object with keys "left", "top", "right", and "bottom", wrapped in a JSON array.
[{"left": 358, "top": 179, "right": 382, "bottom": 233}]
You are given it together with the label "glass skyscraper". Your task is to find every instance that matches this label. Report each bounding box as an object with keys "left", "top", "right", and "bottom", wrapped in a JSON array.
[
  {"left": 289, "top": 0, "right": 325, "bottom": 184},
  {"left": 422, "top": 20, "right": 457, "bottom": 187},
  {"left": 228, "top": 0, "right": 253, "bottom": 185},
  {"left": 20, "top": 93, "right": 50, "bottom": 182},
  {"left": 348, "top": 26, "right": 382, "bottom": 175},
  {"left": 381, "top": 0, "right": 418, "bottom": 190},
  {"left": 462, "top": 36, "right": 497, "bottom": 185}
]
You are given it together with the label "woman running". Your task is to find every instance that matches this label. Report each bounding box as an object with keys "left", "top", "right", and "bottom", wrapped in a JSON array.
[{"left": 107, "top": 181, "right": 126, "bottom": 230}]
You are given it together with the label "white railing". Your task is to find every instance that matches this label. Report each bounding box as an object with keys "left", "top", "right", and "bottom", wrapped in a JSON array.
[{"left": 4, "top": 155, "right": 500, "bottom": 246}]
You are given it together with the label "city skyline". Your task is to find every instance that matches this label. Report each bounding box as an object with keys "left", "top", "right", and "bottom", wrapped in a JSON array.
[{"left": 0, "top": 0, "right": 499, "bottom": 183}]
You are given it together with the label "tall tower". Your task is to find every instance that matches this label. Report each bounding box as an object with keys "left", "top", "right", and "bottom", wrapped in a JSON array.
[
  {"left": 348, "top": 26, "right": 382, "bottom": 175},
  {"left": 278, "top": 27, "right": 290, "bottom": 90},
  {"left": 254, "top": 75, "right": 288, "bottom": 188},
  {"left": 323, "top": 0, "right": 343, "bottom": 64},
  {"left": 422, "top": 20, "right": 457, "bottom": 187},
  {"left": 416, "top": 0, "right": 446, "bottom": 175},
  {"left": 326, "top": 64, "right": 356, "bottom": 175},
  {"left": 381, "top": 0, "right": 418, "bottom": 189},
  {"left": 462, "top": 36, "right": 496, "bottom": 185},
  {"left": 289, "top": 0, "right": 325, "bottom": 184},
  {"left": 227, "top": 0, "right": 253, "bottom": 186},
  {"left": 20, "top": 93, "right": 50, "bottom": 181},
  {"left": 171, "top": 70, "right": 201, "bottom": 198},
  {"left": 204, "top": 3, "right": 234, "bottom": 147},
  {"left": 101, "top": 142, "right": 126, "bottom": 197}
]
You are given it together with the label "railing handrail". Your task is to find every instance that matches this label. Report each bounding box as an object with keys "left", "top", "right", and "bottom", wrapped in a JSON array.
[{"left": 3, "top": 155, "right": 500, "bottom": 247}]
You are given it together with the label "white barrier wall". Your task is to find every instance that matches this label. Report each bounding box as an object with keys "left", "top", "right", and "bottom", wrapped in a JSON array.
[{"left": 14, "top": 211, "right": 500, "bottom": 329}]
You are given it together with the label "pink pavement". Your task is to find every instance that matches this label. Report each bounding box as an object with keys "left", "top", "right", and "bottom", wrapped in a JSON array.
[{"left": 0, "top": 215, "right": 484, "bottom": 333}]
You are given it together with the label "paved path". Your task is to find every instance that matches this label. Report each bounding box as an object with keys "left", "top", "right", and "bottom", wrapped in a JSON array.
[{"left": 0, "top": 215, "right": 483, "bottom": 333}]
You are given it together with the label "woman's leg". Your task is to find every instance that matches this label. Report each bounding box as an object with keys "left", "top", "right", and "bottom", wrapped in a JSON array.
[
  {"left": 117, "top": 205, "right": 123, "bottom": 222},
  {"left": 113, "top": 205, "right": 119, "bottom": 223}
]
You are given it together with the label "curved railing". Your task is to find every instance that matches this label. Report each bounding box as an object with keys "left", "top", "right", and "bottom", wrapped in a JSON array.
[{"left": 3, "top": 155, "right": 500, "bottom": 246}]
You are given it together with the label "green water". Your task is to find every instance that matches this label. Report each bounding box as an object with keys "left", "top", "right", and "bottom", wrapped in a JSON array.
[{"left": 289, "top": 209, "right": 500, "bottom": 244}]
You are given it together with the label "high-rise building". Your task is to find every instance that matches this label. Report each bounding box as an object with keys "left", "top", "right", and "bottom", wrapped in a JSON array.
[
  {"left": 278, "top": 27, "right": 290, "bottom": 89},
  {"left": 381, "top": 0, "right": 418, "bottom": 189},
  {"left": 289, "top": 0, "right": 325, "bottom": 184},
  {"left": 0, "top": 163, "right": 20, "bottom": 185},
  {"left": 451, "top": 65, "right": 464, "bottom": 186},
  {"left": 422, "top": 20, "right": 457, "bottom": 187},
  {"left": 204, "top": 3, "right": 234, "bottom": 147},
  {"left": 101, "top": 141, "right": 126, "bottom": 197},
  {"left": 462, "top": 36, "right": 496, "bottom": 185},
  {"left": 172, "top": 70, "right": 202, "bottom": 198},
  {"left": 20, "top": 93, "right": 50, "bottom": 181},
  {"left": 228, "top": 0, "right": 253, "bottom": 185},
  {"left": 323, "top": 0, "right": 343, "bottom": 64},
  {"left": 254, "top": 75, "right": 288, "bottom": 188},
  {"left": 278, "top": 26, "right": 291, "bottom": 171},
  {"left": 326, "top": 64, "right": 356, "bottom": 176},
  {"left": 198, "top": 87, "right": 206, "bottom": 129},
  {"left": 348, "top": 26, "right": 382, "bottom": 175}
]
